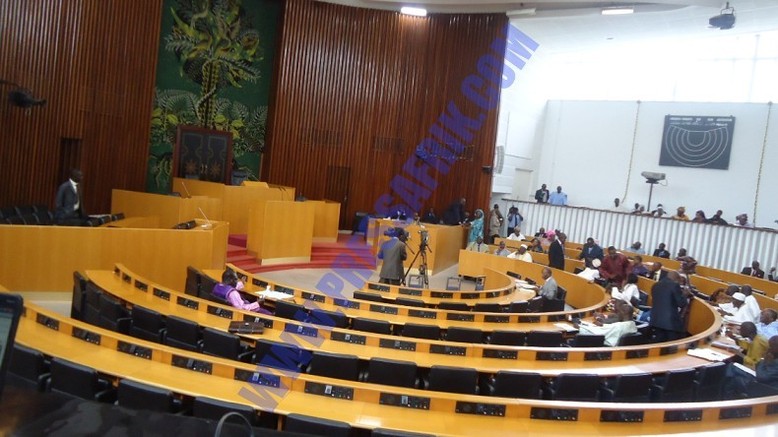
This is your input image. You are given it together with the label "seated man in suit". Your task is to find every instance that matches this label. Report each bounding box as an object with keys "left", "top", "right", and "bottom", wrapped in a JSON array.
[
  {"left": 54, "top": 169, "right": 88, "bottom": 226},
  {"left": 537, "top": 267, "right": 558, "bottom": 301},
  {"left": 212, "top": 269, "right": 271, "bottom": 314},
  {"left": 741, "top": 261, "right": 765, "bottom": 278}
]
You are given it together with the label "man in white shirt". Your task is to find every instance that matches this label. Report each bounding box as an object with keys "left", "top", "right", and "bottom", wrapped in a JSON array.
[
  {"left": 465, "top": 236, "right": 489, "bottom": 253},
  {"left": 577, "top": 301, "right": 637, "bottom": 347},
  {"left": 508, "top": 244, "right": 533, "bottom": 262},
  {"left": 506, "top": 227, "right": 526, "bottom": 241},
  {"left": 720, "top": 292, "right": 756, "bottom": 324},
  {"left": 757, "top": 309, "right": 778, "bottom": 338},
  {"left": 740, "top": 285, "right": 761, "bottom": 324}
]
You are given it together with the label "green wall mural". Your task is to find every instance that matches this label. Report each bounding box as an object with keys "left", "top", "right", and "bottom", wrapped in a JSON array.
[{"left": 147, "top": 0, "right": 281, "bottom": 193}]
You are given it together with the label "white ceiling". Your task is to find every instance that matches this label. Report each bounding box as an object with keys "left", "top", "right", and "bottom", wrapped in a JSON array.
[{"left": 318, "top": 0, "right": 778, "bottom": 53}]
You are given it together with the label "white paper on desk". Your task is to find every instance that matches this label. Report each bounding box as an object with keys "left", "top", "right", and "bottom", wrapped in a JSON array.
[
  {"left": 687, "top": 348, "right": 728, "bottom": 362},
  {"left": 255, "top": 290, "right": 295, "bottom": 300},
  {"left": 553, "top": 323, "right": 577, "bottom": 332},
  {"left": 733, "top": 362, "right": 756, "bottom": 377}
]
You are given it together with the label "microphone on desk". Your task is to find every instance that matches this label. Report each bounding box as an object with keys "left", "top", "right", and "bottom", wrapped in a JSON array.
[{"left": 180, "top": 181, "right": 191, "bottom": 198}]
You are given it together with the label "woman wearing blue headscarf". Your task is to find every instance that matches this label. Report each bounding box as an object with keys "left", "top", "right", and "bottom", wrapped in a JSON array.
[{"left": 468, "top": 209, "right": 484, "bottom": 243}]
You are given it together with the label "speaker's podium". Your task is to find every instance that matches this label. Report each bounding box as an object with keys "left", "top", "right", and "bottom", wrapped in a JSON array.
[{"left": 246, "top": 200, "right": 315, "bottom": 265}]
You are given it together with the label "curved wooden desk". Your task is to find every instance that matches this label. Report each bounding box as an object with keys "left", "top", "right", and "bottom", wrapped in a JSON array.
[
  {"left": 93, "top": 266, "right": 725, "bottom": 375},
  {"left": 17, "top": 303, "right": 778, "bottom": 437},
  {"left": 217, "top": 264, "right": 597, "bottom": 328}
]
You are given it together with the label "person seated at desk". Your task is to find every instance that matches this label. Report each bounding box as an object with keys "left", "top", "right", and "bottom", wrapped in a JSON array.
[
  {"left": 576, "top": 258, "right": 601, "bottom": 283},
  {"left": 719, "top": 292, "right": 756, "bottom": 324},
  {"left": 508, "top": 244, "right": 533, "bottom": 262},
  {"left": 537, "top": 267, "right": 558, "bottom": 301},
  {"left": 54, "top": 168, "right": 88, "bottom": 226},
  {"left": 212, "top": 269, "right": 271, "bottom": 315},
  {"left": 630, "top": 255, "right": 649, "bottom": 277},
  {"left": 612, "top": 273, "right": 641, "bottom": 307},
  {"left": 528, "top": 238, "right": 544, "bottom": 253},
  {"left": 740, "top": 285, "right": 762, "bottom": 323},
  {"left": 741, "top": 260, "right": 765, "bottom": 278},
  {"left": 645, "top": 261, "right": 667, "bottom": 281},
  {"left": 506, "top": 227, "right": 525, "bottom": 241},
  {"left": 493, "top": 241, "right": 511, "bottom": 257},
  {"left": 758, "top": 309, "right": 778, "bottom": 338},
  {"left": 576, "top": 301, "right": 638, "bottom": 347},
  {"left": 466, "top": 235, "right": 489, "bottom": 253},
  {"left": 731, "top": 322, "right": 770, "bottom": 370},
  {"left": 724, "top": 335, "right": 778, "bottom": 398}
]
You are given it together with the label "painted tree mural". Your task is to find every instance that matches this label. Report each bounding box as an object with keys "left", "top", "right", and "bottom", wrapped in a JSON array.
[{"left": 147, "top": 0, "right": 279, "bottom": 193}]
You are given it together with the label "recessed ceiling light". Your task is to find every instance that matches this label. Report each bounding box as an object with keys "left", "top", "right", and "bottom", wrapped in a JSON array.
[
  {"left": 602, "top": 7, "right": 634, "bottom": 16},
  {"left": 401, "top": 7, "right": 427, "bottom": 17}
]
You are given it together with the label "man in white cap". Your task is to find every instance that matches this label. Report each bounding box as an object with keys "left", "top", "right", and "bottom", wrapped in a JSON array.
[
  {"left": 577, "top": 258, "right": 602, "bottom": 283},
  {"left": 508, "top": 244, "right": 533, "bottom": 262},
  {"left": 719, "top": 292, "right": 754, "bottom": 324}
]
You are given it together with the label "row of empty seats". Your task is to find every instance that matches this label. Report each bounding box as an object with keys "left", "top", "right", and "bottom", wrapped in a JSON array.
[
  {"left": 9, "top": 345, "right": 425, "bottom": 436},
  {"left": 0, "top": 204, "right": 125, "bottom": 226}
]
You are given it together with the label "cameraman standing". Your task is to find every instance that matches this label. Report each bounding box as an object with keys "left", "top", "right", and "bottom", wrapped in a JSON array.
[{"left": 377, "top": 227, "right": 407, "bottom": 285}]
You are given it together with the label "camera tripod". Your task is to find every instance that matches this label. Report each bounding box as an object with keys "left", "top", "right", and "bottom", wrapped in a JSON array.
[{"left": 402, "top": 241, "right": 430, "bottom": 287}]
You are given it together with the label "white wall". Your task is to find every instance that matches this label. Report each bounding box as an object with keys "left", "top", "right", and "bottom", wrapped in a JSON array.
[{"left": 538, "top": 100, "right": 777, "bottom": 227}]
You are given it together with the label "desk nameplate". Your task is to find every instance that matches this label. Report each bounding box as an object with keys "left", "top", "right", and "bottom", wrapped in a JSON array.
[
  {"left": 331, "top": 331, "right": 366, "bottom": 345},
  {"left": 207, "top": 305, "right": 233, "bottom": 319},
  {"left": 117, "top": 341, "right": 152, "bottom": 359},
  {"left": 171, "top": 355, "right": 213, "bottom": 374},
  {"left": 72, "top": 327, "right": 101, "bottom": 345},
  {"left": 379, "top": 338, "right": 416, "bottom": 351},
  {"left": 304, "top": 381, "right": 353, "bottom": 400},
  {"left": 379, "top": 393, "right": 430, "bottom": 410},
  {"left": 234, "top": 369, "right": 281, "bottom": 387}
]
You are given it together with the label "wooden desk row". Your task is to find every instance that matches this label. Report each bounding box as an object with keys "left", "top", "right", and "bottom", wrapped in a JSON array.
[
  {"left": 219, "top": 264, "right": 601, "bottom": 327},
  {"left": 457, "top": 251, "right": 608, "bottom": 312},
  {"left": 18, "top": 303, "right": 778, "bottom": 436},
  {"left": 97, "top": 266, "right": 722, "bottom": 375}
]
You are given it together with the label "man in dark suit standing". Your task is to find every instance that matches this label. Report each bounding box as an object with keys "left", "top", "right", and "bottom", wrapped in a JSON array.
[
  {"left": 547, "top": 232, "right": 565, "bottom": 271},
  {"left": 741, "top": 261, "right": 765, "bottom": 279},
  {"left": 534, "top": 184, "right": 550, "bottom": 203},
  {"left": 54, "top": 169, "right": 87, "bottom": 226},
  {"left": 649, "top": 271, "right": 691, "bottom": 342}
]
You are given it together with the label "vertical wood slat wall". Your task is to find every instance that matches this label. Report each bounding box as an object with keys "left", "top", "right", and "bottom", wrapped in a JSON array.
[
  {"left": 0, "top": 0, "right": 161, "bottom": 213},
  {"left": 265, "top": 0, "right": 507, "bottom": 226}
]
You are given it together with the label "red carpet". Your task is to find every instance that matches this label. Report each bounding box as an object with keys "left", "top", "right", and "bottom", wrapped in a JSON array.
[{"left": 225, "top": 233, "right": 375, "bottom": 274}]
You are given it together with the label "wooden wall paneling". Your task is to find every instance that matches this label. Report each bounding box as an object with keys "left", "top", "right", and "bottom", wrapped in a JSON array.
[
  {"left": 0, "top": 0, "right": 162, "bottom": 214},
  {"left": 264, "top": 0, "right": 505, "bottom": 228}
]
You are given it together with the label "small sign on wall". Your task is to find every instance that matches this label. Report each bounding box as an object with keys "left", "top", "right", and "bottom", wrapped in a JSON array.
[{"left": 659, "top": 115, "right": 735, "bottom": 169}]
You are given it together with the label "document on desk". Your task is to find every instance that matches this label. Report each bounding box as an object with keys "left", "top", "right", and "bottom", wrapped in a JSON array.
[
  {"left": 687, "top": 348, "right": 729, "bottom": 362},
  {"left": 553, "top": 322, "right": 578, "bottom": 332},
  {"left": 255, "top": 290, "right": 295, "bottom": 300},
  {"left": 732, "top": 362, "right": 756, "bottom": 377}
]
